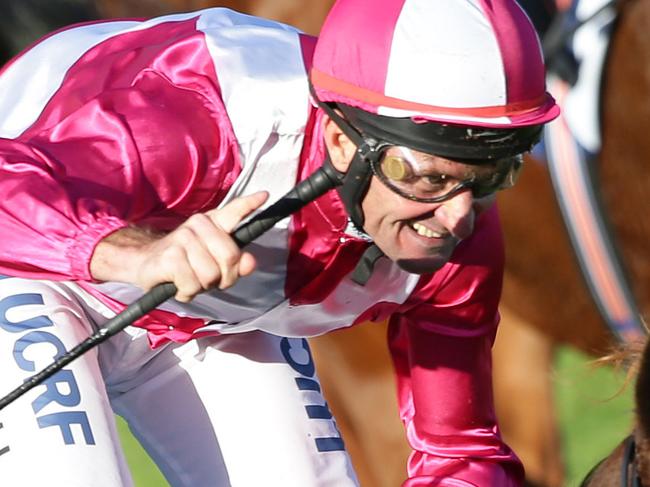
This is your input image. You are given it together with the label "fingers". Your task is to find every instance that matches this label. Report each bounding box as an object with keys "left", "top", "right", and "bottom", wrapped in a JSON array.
[
  {"left": 137, "top": 191, "right": 269, "bottom": 302},
  {"left": 238, "top": 252, "right": 257, "bottom": 277},
  {"left": 207, "top": 191, "right": 269, "bottom": 233},
  {"left": 189, "top": 190, "right": 268, "bottom": 285},
  {"left": 182, "top": 213, "right": 242, "bottom": 289},
  {"left": 168, "top": 224, "right": 222, "bottom": 301}
]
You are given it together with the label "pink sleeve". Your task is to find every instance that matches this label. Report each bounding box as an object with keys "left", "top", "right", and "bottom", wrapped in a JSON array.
[
  {"left": 0, "top": 21, "right": 240, "bottom": 281},
  {"left": 390, "top": 206, "right": 525, "bottom": 486}
]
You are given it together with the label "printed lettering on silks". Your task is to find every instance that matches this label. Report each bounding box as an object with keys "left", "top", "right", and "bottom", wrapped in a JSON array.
[
  {"left": 0, "top": 293, "right": 95, "bottom": 446},
  {"left": 280, "top": 337, "right": 345, "bottom": 453}
]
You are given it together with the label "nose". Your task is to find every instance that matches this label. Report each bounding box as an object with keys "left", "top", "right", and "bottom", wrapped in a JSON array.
[{"left": 435, "top": 190, "right": 475, "bottom": 240}]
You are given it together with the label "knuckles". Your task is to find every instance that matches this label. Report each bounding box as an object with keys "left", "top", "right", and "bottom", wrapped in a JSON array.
[
  {"left": 170, "top": 226, "right": 197, "bottom": 246},
  {"left": 139, "top": 208, "right": 249, "bottom": 300},
  {"left": 185, "top": 213, "right": 213, "bottom": 228},
  {"left": 220, "top": 248, "right": 241, "bottom": 267}
]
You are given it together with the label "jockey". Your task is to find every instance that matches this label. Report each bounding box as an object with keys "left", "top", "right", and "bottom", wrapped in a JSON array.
[{"left": 0, "top": 1, "right": 558, "bottom": 486}]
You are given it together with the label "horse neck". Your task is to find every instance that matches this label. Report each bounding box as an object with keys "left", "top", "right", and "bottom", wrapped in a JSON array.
[
  {"left": 632, "top": 430, "right": 650, "bottom": 486},
  {"left": 600, "top": 0, "right": 650, "bottom": 325},
  {"left": 635, "top": 337, "right": 650, "bottom": 484}
]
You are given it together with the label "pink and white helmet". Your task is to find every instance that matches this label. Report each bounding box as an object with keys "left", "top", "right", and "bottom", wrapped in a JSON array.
[{"left": 311, "top": 0, "right": 559, "bottom": 129}]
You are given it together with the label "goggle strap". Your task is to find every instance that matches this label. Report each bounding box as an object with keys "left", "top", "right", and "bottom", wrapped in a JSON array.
[
  {"left": 338, "top": 151, "right": 374, "bottom": 229},
  {"left": 311, "top": 83, "right": 375, "bottom": 229}
]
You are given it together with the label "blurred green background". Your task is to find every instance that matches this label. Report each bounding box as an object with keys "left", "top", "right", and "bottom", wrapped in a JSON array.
[
  {"left": 116, "top": 417, "right": 168, "bottom": 487},
  {"left": 117, "top": 344, "right": 635, "bottom": 487},
  {"left": 555, "top": 346, "right": 634, "bottom": 487}
]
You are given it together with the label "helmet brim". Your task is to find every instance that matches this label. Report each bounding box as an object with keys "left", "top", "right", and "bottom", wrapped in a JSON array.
[{"left": 336, "top": 103, "right": 544, "bottom": 162}]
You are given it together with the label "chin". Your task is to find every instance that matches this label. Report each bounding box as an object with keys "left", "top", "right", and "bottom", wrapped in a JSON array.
[{"left": 394, "top": 256, "right": 449, "bottom": 275}]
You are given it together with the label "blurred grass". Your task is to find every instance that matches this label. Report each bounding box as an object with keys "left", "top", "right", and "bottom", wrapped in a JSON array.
[
  {"left": 116, "top": 417, "right": 168, "bottom": 487},
  {"left": 554, "top": 345, "right": 635, "bottom": 487},
  {"left": 117, "top": 345, "right": 636, "bottom": 487}
]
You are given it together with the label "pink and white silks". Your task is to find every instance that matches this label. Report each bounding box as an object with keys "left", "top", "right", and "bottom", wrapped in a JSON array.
[{"left": 0, "top": 4, "right": 533, "bottom": 486}]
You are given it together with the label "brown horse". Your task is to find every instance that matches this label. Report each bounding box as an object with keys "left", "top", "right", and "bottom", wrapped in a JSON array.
[{"left": 494, "top": 2, "right": 650, "bottom": 485}]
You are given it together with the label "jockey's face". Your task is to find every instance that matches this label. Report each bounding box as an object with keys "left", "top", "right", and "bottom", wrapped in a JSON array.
[
  {"left": 324, "top": 116, "right": 496, "bottom": 274},
  {"left": 358, "top": 158, "right": 495, "bottom": 274}
]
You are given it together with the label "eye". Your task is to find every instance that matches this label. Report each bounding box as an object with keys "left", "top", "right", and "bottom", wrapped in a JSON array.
[{"left": 421, "top": 173, "right": 450, "bottom": 188}]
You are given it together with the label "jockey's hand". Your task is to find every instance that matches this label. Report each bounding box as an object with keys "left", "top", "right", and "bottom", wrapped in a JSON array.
[{"left": 90, "top": 191, "right": 269, "bottom": 302}]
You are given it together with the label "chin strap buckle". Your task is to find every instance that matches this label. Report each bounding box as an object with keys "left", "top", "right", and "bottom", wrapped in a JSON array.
[{"left": 350, "top": 244, "right": 385, "bottom": 286}]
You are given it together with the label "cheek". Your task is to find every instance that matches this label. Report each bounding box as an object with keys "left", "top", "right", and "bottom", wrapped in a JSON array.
[
  {"left": 361, "top": 178, "right": 404, "bottom": 217},
  {"left": 359, "top": 182, "right": 382, "bottom": 229}
]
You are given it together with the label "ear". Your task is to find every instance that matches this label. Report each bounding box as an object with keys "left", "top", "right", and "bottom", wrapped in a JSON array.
[{"left": 322, "top": 114, "right": 357, "bottom": 173}]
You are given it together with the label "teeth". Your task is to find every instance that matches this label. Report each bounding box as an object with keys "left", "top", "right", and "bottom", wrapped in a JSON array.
[{"left": 411, "top": 222, "right": 442, "bottom": 238}]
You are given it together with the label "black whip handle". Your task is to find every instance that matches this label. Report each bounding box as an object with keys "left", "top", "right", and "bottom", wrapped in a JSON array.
[{"left": 0, "top": 165, "right": 341, "bottom": 411}]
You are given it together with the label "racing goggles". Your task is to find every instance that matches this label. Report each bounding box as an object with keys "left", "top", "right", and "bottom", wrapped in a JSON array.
[
  {"left": 370, "top": 144, "right": 523, "bottom": 203},
  {"left": 313, "top": 93, "right": 535, "bottom": 202}
]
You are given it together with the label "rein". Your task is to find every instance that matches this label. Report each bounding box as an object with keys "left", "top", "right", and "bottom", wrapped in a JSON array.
[
  {"left": 580, "top": 435, "right": 641, "bottom": 486},
  {"left": 621, "top": 435, "right": 642, "bottom": 487}
]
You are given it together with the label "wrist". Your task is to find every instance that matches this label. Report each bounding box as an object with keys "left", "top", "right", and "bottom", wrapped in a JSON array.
[{"left": 89, "top": 226, "right": 161, "bottom": 284}]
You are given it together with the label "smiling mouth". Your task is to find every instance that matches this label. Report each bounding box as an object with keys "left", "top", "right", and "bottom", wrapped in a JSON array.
[{"left": 409, "top": 221, "right": 445, "bottom": 239}]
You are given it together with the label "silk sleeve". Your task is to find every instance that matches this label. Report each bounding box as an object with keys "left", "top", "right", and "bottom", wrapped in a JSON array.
[
  {"left": 390, "top": 206, "right": 525, "bottom": 486},
  {"left": 0, "top": 27, "right": 240, "bottom": 281}
]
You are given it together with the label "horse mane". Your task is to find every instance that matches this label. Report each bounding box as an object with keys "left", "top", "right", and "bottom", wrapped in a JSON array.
[{"left": 579, "top": 338, "right": 646, "bottom": 486}]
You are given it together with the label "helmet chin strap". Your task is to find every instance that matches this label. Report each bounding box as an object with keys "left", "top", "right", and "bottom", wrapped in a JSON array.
[
  {"left": 324, "top": 148, "right": 373, "bottom": 231},
  {"left": 318, "top": 99, "right": 377, "bottom": 231},
  {"left": 319, "top": 106, "right": 385, "bottom": 286},
  {"left": 321, "top": 150, "right": 385, "bottom": 286}
]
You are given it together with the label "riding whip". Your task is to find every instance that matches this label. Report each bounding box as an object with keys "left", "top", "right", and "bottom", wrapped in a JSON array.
[{"left": 0, "top": 163, "right": 342, "bottom": 411}]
